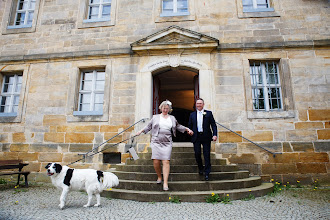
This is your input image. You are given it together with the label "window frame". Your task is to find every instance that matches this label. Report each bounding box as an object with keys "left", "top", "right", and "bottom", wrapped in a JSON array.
[
  {"left": 66, "top": 61, "right": 112, "bottom": 122},
  {"left": 2, "top": 0, "right": 41, "bottom": 34},
  {"left": 236, "top": 0, "right": 280, "bottom": 19},
  {"left": 242, "top": 0, "right": 274, "bottom": 13},
  {"left": 243, "top": 57, "right": 295, "bottom": 119},
  {"left": 75, "top": 69, "right": 106, "bottom": 116},
  {"left": 154, "top": 0, "right": 195, "bottom": 23},
  {"left": 77, "top": 0, "right": 117, "bottom": 29},
  {"left": 249, "top": 61, "right": 283, "bottom": 112},
  {"left": 0, "top": 74, "right": 23, "bottom": 115},
  {"left": 0, "top": 64, "right": 29, "bottom": 123},
  {"left": 161, "top": 0, "right": 190, "bottom": 17}
]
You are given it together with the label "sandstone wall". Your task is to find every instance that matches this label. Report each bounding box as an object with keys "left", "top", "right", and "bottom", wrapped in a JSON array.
[{"left": 0, "top": 0, "right": 329, "bottom": 183}]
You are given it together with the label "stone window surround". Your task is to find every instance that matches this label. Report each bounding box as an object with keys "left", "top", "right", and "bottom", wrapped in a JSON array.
[
  {"left": 243, "top": 56, "right": 295, "bottom": 119},
  {"left": 236, "top": 0, "right": 280, "bottom": 19},
  {"left": 77, "top": 0, "right": 117, "bottom": 29},
  {"left": 154, "top": 0, "right": 196, "bottom": 23},
  {"left": 1, "top": 0, "right": 41, "bottom": 35},
  {"left": 66, "top": 60, "right": 112, "bottom": 122},
  {"left": 0, "top": 64, "right": 30, "bottom": 123}
]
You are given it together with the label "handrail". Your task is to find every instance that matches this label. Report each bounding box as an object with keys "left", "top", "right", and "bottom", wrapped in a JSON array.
[
  {"left": 216, "top": 121, "right": 281, "bottom": 158},
  {"left": 67, "top": 118, "right": 148, "bottom": 166}
]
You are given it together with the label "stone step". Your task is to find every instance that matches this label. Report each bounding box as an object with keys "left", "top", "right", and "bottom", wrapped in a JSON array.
[
  {"left": 101, "top": 183, "right": 274, "bottom": 202},
  {"left": 112, "top": 170, "right": 250, "bottom": 181},
  {"left": 111, "top": 164, "right": 239, "bottom": 173},
  {"left": 125, "top": 158, "right": 227, "bottom": 165},
  {"left": 115, "top": 177, "right": 262, "bottom": 191},
  {"left": 147, "top": 144, "right": 195, "bottom": 153},
  {"left": 172, "top": 142, "right": 194, "bottom": 147},
  {"left": 138, "top": 152, "right": 218, "bottom": 160}
]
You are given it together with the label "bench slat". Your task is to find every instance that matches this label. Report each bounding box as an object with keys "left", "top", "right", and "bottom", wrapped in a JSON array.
[
  {"left": 0, "top": 160, "right": 30, "bottom": 187},
  {"left": 0, "top": 172, "right": 30, "bottom": 175},
  {"left": 0, "top": 160, "right": 23, "bottom": 165}
]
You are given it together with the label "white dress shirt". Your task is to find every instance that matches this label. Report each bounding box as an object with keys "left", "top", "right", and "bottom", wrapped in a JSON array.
[{"left": 197, "top": 109, "right": 204, "bottom": 132}]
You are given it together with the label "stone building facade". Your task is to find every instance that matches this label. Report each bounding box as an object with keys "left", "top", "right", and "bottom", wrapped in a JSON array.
[{"left": 0, "top": 0, "right": 329, "bottom": 184}]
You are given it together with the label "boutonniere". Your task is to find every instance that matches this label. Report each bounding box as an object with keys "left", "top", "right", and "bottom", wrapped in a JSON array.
[{"left": 202, "top": 112, "right": 207, "bottom": 116}]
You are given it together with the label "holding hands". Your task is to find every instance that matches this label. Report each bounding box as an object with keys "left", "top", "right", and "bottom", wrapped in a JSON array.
[{"left": 186, "top": 128, "right": 194, "bottom": 136}]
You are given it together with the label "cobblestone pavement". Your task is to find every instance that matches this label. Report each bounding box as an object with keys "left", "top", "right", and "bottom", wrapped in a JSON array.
[{"left": 0, "top": 184, "right": 329, "bottom": 220}]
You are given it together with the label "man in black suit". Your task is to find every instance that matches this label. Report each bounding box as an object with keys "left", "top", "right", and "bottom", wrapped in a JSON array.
[{"left": 188, "top": 98, "right": 217, "bottom": 181}]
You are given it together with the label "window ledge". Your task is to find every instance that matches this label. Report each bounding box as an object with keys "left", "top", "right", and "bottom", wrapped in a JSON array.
[
  {"left": 73, "top": 111, "right": 103, "bottom": 116},
  {"left": 7, "top": 24, "right": 33, "bottom": 29},
  {"left": 243, "top": 8, "right": 274, "bottom": 13},
  {"left": 239, "top": 10, "right": 280, "bottom": 18},
  {"left": 0, "top": 112, "right": 20, "bottom": 123},
  {"left": 83, "top": 18, "right": 111, "bottom": 23},
  {"left": 247, "top": 110, "right": 295, "bottom": 119},
  {"left": 160, "top": 12, "right": 190, "bottom": 17},
  {"left": 0, "top": 112, "right": 17, "bottom": 117}
]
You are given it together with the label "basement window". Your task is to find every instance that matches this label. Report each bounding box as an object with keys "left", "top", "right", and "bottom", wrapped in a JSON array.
[{"left": 103, "top": 152, "right": 121, "bottom": 164}]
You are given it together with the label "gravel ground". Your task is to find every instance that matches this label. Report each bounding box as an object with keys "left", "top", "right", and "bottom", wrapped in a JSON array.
[{"left": 0, "top": 184, "right": 329, "bottom": 220}]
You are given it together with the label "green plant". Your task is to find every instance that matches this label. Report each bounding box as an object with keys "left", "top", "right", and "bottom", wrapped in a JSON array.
[
  {"left": 273, "top": 182, "right": 283, "bottom": 193},
  {"left": 241, "top": 194, "right": 255, "bottom": 201},
  {"left": 169, "top": 195, "right": 181, "bottom": 204},
  {"left": 312, "top": 179, "right": 320, "bottom": 190},
  {"left": 268, "top": 181, "right": 284, "bottom": 197},
  {"left": 296, "top": 180, "right": 302, "bottom": 188},
  {"left": 13, "top": 185, "right": 28, "bottom": 194},
  {"left": 0, "top": 178, "right": 7, "bottom": 184},
  {"left": 220, "top": 194, "right": 232, "bottom": 204},
  {"left": 205, "top": 192, "right": 220, "bottom": 204},
  {"left": 284, "top": 182, "right": 292, "bottom": 190}
]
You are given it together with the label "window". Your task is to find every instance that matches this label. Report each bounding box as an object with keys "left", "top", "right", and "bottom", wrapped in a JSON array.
[
  {"left": 0, "top": 74, "right": 22, "bottom": 115},
  {"left": 155, "top": 0, "right": 195, "bottom": 23},
  {"left": 77, "top": 0, "right": 117, "bottom": 28},
  {"left": 85, "top": 0, "right": 111, "bottom": 22},
  {"left": 161, "top": 0, "right": 189, "bottom": 17},
  {"left": 242, "top": 0, "right": 274, "bottom": 12},
  {"left": 250, "top": 61, "right": 282, "bottom": 111},
  {"left": 12, "top": 0, "right": 36, "bottom": 27},
  {"left": 74, "top": 70, "right": 105, "bottom": 116},
  {"left": 2, "top": 0, "right": 40, "bottom": 34}
]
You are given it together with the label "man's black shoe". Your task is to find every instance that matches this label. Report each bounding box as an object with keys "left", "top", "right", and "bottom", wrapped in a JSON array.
[
  {"left": 205, "top": 175, "right": 209, "bottom": 181},
  {"left": 199, "top": 170, "right": 204, "bottom": 175}
]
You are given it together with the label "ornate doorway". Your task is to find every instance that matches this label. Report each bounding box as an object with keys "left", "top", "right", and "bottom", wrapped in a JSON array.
[{"left": 152, "top": 66, "right": 198, "bottom": 142}]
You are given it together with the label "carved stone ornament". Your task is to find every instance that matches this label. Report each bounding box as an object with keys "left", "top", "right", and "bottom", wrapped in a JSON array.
[{"left": 169, "top": 54, "right": 181, "bottom": 67}]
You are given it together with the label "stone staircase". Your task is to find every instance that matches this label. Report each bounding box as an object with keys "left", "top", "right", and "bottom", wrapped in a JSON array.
[{"left": 101, "top": 143, "right": 273, "bottom": 202}]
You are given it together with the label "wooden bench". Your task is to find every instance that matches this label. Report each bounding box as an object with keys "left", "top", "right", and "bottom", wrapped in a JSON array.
[{"left": 0, "top": 160, "right": 30, "bottom": 187}]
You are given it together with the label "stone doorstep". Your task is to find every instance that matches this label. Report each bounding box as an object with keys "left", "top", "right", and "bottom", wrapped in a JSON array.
[
  {"left": 116, "top": 177, "right": 261, "bottom": 191},
  {"left": 111, "top": 164, "right": 239, "bottom": 172},
  {"left": 125, "top": 158, "right": 227, "bottom": 165},
  {"left": 101, "top": 183, "right": 274, "bottom": 202},
  {"left": 112, "top": 170, "right": 250, "bottom": 181},
  {"left": 138, "top": 152, "right": 218, "bottom": 159},
  {"left": 172, "top": 143, "right": 194, "bottom": 147}
]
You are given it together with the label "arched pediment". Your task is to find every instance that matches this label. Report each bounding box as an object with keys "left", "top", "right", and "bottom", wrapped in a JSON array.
[
  {"left": 131, "top": 26, "right": 219, "bottom": 55},
  {"left": 141, "top": 56, "right": 208, "bottom": 72}
]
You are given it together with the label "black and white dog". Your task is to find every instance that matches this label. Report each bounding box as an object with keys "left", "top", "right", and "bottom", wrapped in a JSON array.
[{"left": 45, "top": 163, "right": 119, "bottom": 209}]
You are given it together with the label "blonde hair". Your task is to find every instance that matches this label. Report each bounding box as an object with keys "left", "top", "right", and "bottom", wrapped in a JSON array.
[{"left": 159, "top": 100, "right": 173, "bottom": 113}]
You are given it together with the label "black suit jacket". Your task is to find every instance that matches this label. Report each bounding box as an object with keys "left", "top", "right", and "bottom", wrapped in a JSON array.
[{"left": 188, "top": 110, "right": 217, "bottom": 143}]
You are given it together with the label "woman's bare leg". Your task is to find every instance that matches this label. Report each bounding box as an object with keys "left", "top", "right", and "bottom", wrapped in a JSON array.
[
  {"left": 153, "top": 159, "right": 162, "bottom": 181},
  {"left": 162, "top": 160, "right": 170, "bottom": 188}
]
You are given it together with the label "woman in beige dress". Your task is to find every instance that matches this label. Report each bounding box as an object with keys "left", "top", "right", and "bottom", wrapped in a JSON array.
[{"left": 137, "top": 100, "right": 193, "bottom": 191}]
